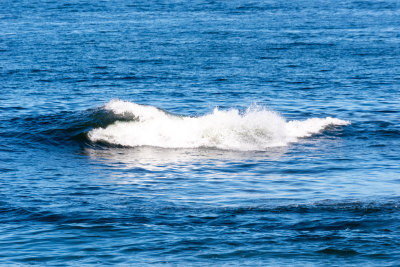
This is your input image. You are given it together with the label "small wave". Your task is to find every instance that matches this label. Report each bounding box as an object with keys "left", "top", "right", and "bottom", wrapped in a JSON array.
[
  {"left": 3, "top": 107, "right": 132, "bottom": 148},
  {"left": 87, "top": 100, "right": 350, "bottom": 151}
]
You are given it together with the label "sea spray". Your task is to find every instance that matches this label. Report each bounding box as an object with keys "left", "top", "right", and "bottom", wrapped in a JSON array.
[{"left": 88, "top": 100, "right": 350, "bottom": 150}]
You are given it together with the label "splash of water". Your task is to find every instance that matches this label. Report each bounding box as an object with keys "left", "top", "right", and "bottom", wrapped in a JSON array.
[{"left": 88, "top": 100, "right": 350, "bottom": 151}]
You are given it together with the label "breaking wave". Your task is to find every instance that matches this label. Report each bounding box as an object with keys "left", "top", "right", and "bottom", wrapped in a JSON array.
[{"left": 87, "top": 100, "right": 350, "bottom": 151}]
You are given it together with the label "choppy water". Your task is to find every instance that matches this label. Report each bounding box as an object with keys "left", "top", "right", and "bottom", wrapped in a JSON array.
[{"left": 1, "top": 0, "right": 400, "bottom": 265}]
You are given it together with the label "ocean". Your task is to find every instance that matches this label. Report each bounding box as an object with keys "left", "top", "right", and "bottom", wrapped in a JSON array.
[{"left": 1, "top": 0, "right": 399, "bottom": 265}]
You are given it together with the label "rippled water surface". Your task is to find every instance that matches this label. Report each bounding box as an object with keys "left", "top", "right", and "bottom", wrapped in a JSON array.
[{"left": 1, "top": 0, "right": 400, "bottom": 265}]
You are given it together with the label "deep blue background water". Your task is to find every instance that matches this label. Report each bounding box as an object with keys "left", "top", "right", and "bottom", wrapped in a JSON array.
[{"left": 1, "top": 0, "right": 400, "bottom": 265}]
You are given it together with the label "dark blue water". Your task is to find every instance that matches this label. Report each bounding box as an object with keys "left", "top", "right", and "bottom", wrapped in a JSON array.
[{"left": 1, "top": 0, "right": 400, "bottom": 265}]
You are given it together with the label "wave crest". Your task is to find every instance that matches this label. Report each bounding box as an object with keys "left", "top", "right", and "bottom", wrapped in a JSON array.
[{"left": 87, "top": 100, "right": 350, "bottom": 151}]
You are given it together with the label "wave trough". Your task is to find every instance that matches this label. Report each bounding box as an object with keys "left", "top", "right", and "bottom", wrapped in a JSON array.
[{"left": 88, "top": 100, "right": 350, "bottom": 151}]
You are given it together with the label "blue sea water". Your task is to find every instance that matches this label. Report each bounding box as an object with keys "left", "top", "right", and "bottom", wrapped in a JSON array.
[{"left": 1, "top": 0, "right": 400, "bottom": 265}]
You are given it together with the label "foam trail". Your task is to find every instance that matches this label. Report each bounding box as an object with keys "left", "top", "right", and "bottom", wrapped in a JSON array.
[{"left": 88, "top": 100, "right": 350, "bottom": 151}]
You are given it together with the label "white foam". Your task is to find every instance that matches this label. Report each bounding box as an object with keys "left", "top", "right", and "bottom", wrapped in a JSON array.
[{"left": 88, "top": 100, "right": 350, "bottom": 151}]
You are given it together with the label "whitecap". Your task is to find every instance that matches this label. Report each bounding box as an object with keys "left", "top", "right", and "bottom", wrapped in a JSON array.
[{"left": 88, "top": 100, "right": 350, "bottom": 151}]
